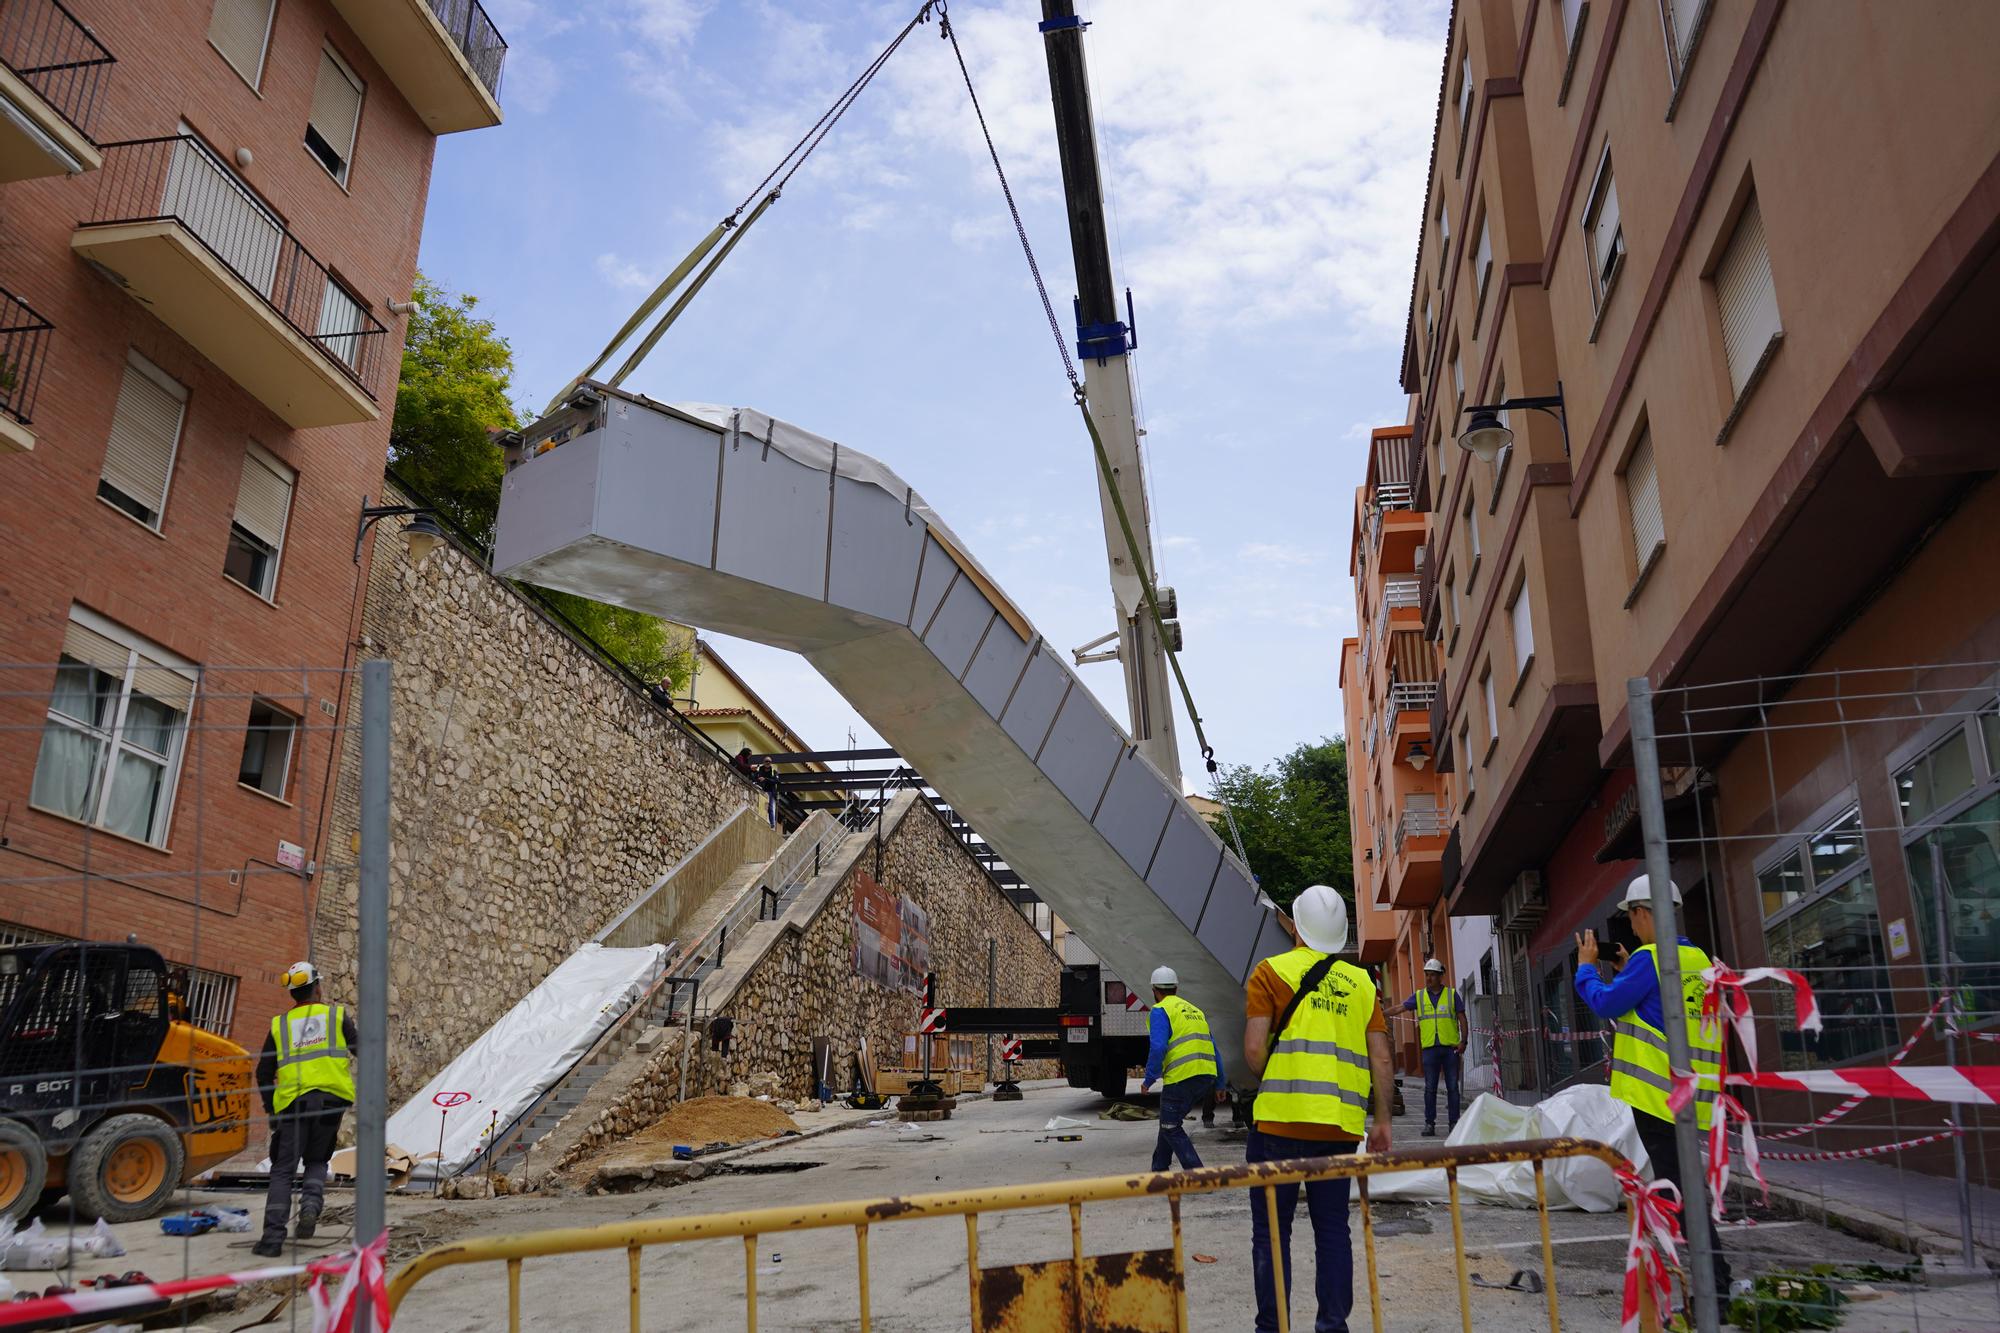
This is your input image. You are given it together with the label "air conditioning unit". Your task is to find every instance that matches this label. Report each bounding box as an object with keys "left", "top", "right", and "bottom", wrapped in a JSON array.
[{"left": 1497, "top": 870, "right": 1546, "bottom": 933}]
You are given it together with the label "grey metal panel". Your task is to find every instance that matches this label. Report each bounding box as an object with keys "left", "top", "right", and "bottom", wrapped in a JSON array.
[
  {"left": 1198, "top": 862, "right": 1266, "bottom": 980},
  {"left": 715, "top": 434, "right": 829, "bottom": 599},
  {"left": 1245, "top": 911, "right": 1286, "bottom": 977},
  {"left": 1000, "top": 646, "right": 1069, "bottom": 754},
  {"left": 827, "top": 472, "right": 925, "bottom": 624},
  {"left": 908, "top": 536, "right": 955, "bottom": 631},
  {"left": 963, "top": 619, "right": 1031, "bottom": 720},
  {"left": 1094, "top": 750, "right": 1176, "bottom": 876},
  {"left": 492, "top": 430, "right": 601, "bottom": 575},
  {"left": 592, "top": 409, "right": 719, "bottom": 570},
  {"left": 923, "top": 577, "right": 993, "bottom": 680},
  {"left": 1037, "top": 684, "right": 1124, "bottom": 816},
  {"left": 1144, "top": 804, "right": 1224, "bottom": 929}
]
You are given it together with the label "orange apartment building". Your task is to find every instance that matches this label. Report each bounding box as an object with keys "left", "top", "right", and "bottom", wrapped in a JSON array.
[
  {"left": 1360, "top": 0, "right": 2000, "bottom": 1130},
  {"left": 0, "top": 0, "right": 505, "bottom": 1044}
]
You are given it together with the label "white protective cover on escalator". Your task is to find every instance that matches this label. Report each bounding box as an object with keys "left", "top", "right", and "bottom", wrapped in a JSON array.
[
  {"left": 1367, "top": 1086, "right": 1646, "bottom": 1212},
  {"left": 384, "top": 942, "right": 666, "bottom": 1180}
]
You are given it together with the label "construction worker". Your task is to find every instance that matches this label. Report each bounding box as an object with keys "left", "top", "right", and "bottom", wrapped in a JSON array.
[
  {"left": 1244, "top": 886, "right": 1393, "bottom": 1333},
  {"left": 1392, "top": 958, "right": 1466, "bottom": 1136},
  {"left": 1137, "top": 965, "right": 1218, "bottom": 1171},
  {"left": 253, "top": 961, "right": 355, "bottom": 1258},
  {"left": 1574, "top": 875, "right": 1731, "bottom": 1299}
]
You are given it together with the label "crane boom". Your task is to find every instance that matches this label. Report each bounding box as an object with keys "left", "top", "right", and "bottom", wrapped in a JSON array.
[{"left": 1037, "top": 0, "right": 1183, "bottom": 791}]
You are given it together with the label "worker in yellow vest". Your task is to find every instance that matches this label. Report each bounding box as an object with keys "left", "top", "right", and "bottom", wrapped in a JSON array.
[
  {"left": 1575, "top": 875, "right": 1731, "bottom": 1299},
  {"left": 253, "top": 961, "right": 356, "bottom": 1258},
  {"left": 1392, "top": 958, "right": 1466, "bottom": 1136},
  {"left": 1244, "top": 886, "right": 1393, "bottom": 1333},
  {"left": 1139, "top": 965, "right": 1219, "bottom": 1170}
]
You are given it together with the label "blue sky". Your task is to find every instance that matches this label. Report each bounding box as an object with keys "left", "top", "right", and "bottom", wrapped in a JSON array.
[{"left": 419, "top": 0, "right": 1450, "bottom": 781}]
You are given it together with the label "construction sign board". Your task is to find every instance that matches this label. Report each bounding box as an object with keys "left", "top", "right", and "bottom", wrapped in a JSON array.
[{"left": 852, "top": 870, "right": 931, "bottom": 995}]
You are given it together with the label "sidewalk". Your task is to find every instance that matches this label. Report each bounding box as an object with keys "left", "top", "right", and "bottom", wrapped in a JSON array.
[{"left": 1754, "top": 1151, "right": 2000, "bottom": 1260}]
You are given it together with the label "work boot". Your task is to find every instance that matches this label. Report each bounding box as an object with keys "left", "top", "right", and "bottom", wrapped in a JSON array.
[
  {"left": 295, "top": 1206, "right": 320, "bottom": 1240},
  {"left": 252, "top": 1236, "right": 285, "bottom": 1259},
  {"left": 1422, "top": 1124, "right": 1437, "bottom": 1137}
]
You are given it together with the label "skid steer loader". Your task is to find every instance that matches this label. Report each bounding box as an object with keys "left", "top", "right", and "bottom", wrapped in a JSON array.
[{"left": 0, "top": 942, "right": 253, "bottom": 1223}]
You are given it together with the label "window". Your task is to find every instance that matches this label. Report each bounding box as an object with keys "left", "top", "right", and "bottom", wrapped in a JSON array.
[
  {"left": 1900, "top": 699, "right": 2000, "bottom": 1027},
  {"left": 1660, "top": 0, "right": 1709, "bottom": 81},
  {"left": 1561, "top": 0, "right": 1589, "bottom": 49},
  {"left": 1458, "top": 722, "right": 1472, "bottom": 794},
  {"left": 224, "top": 443, "right": 294, "bottom": 599},
  {"left": 1897, "top": 729, "right": 1975, "bottom": 827},
  {"left": 1581, "top": 146, "right": 1624, "bottom": 311},
  {"left": 29, "top": 610, "right": 196, "bottom": 847},
  {"left": 1622, "top": 428, "right": 1664, "bottom": 577},
  {"left": 1436, "top": 199, "right": 1451, "bottom": 283},
  {"left": 1456, "top": 49, "right": 1474, "bottom": 144},
  {"left": 238, "top": 699, "right": 297, "bottom": 800},
  {"left": 1422, "top": 296, "right": 1434, "bottom": 356},
  {"left": 1444, "top": 567, "right": 1460, "bottom": 644},
  {"left": 1758, "top": 803, "right": 1893, "bottom": 1066},
  {"left": 1714, "top": 195, "right": 1781, "bottom": 398},
  {"left": 98, "top": 354, "right": 187, "bottom": 530},
  {"left": 1482, "top": 668, "right": 1498, "bottom": 746},
  {"left": 1463, "top": 492, "right": 1481, "bottom": 570},
  {"left": 0, "top": 923, "right": 238, "bottom": 1036},
  {"left": 1432, "top": 429, "right": 1447, "bottom": 497},
  {"left": 1489, "top": 370, "right": 1512, "bottom": 496},
  {"left": 162, "top": 127, "right": 283, "bottom": 296},
  {"left": 1509, "top": 579, "right": 1533, "bottom": 676},
  {"left": 316, "top": 280, "right": 368, "bottom": 372},
  {"left": 208, "top": 0, "right": 276, "bottom": 89},
  {"left": 1472, "top": 210, "right": 1493, "bottom": 323},
  {"left": 1451, "top": 347, "right": 1464, "bottom": 407},
  {"left": 306, "top": 48, "right": 364, "bottom": 185}
]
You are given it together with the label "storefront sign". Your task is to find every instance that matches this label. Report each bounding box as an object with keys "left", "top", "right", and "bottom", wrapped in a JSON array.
[{"left": 276, "top": 840, "right": 305, "bottom": 871}]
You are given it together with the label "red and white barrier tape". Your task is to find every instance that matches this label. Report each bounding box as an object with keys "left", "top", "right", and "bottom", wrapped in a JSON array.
[
  {"left": 1615, "top": 1165, "right": 1685, "bottom": 1333},
  {"left": 1761, "top": 991, "right": 1949, "bottom": 1140},
  {"left": 1728, "top": 1064, "right": 2000, "bottom": 1104},
  {"left": 0, "top": 1235, "right": 389, "bottom": 1332},
  {"left": 1756, "top": 1125, "right": 1965, "bottom": 1163}
]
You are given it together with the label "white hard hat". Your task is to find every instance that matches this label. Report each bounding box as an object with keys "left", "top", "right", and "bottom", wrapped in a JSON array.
[
  {"left": 1616, "top": 874, "right": 1683, "bottom": 912},
  {"left": 1150, "top": 966, "right": 1179, "bottom": 988},
  {"left": 1423, "top": 958, "right": 1444, "bottom": 973},
  {"left": 282, "top": 960, "right": 319, "bottom": 989},
  {"left": 1291, "top": 885, "right": 1349, "bottom": 955}
]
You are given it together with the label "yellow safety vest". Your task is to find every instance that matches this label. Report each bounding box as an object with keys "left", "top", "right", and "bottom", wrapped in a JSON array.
[
  {"left": 1416, "top": 986, "right": 1460, "bottom": 1048},
  {"left": 1607, "top": 944, "right": 1721, "bottom": 1131},
  {"left": 1156, "top": 995, "right": 1219, "bottom": 1085},
  {"left": 1255, "top": 948, "right": 1375, "bottom": 1135},
  {"left": 271, "top": 1003, "right": 355, "bottom": 1113}
]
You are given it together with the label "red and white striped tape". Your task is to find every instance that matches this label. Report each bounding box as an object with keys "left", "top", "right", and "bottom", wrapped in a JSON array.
[
  {"left": 1727, "top": 1065, "right": 2000, "bottom": 1105},
  {"left": 0, "top": 1234, "right": 388, "bottom": 1332},
  {"left": 1615, "top": 1166, "right": 1684, "bottom": 1333},
  {"left": 1761, "top": 991, "right": 1949, "bottom": 1140},
  {"left": 1756, "top": 1125, "right": 1964, "bottom": 1164}
]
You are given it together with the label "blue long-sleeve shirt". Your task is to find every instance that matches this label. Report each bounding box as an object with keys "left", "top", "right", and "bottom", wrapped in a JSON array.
[
  {"left": 1573, "top": 937, "right": 1694, "bottom": 1031},
  {"left": 1143, "top": 1006, "right": 1171, "bottom": 1084}
]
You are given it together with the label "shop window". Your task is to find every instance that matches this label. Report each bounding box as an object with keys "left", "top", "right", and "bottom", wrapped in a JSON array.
[
  {"left": 1897, "top": 729, "right": 1975, "bottom": 827},
  {"left": 1905, "top": 789, "right": 2000, "bottom": 1027},
  {"left": 1757, "top": 802, "right": 1892, "bottom": 1065}
]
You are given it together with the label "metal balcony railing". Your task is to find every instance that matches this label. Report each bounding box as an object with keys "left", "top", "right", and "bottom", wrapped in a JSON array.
[
  {"left": 1389, "top": 680, "right": 1439, "bottom": 715},
  {"left": 0, "top": 0, "right": 114, "bottom": 140},
  {"left": 82, "top": 136, "right": 390, "bottom": 399},
  {"left": 1383, "top": 577, "right": 1420, "bottom": 611},
  {"left": 425, "top": 0, "right": 508, "bottom": 98},
  {"left": 1375, "top": 482, "right": 1413, "bottom": 512},
  {"left": 0, "top": 286, "right": 52, "bottom": 427},
  {"left": 1395, "top": 805, "right": 1447, "bottom": 855}
]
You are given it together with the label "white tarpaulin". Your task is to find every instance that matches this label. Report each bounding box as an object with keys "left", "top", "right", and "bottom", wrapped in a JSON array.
[
  {"left": 385, "top": 943, "right": 665, "bottom": 1181},
  {"left": 1368, "top": 1086, "right": 1648, "bottom": 1212}
]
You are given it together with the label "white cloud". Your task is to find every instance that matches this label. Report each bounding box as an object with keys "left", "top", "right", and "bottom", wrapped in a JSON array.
[
  {"left": 615, "top": 0, "right": 715, "bottom": 108},
  {"left": 1238, "top": 541, "right": 1325, "bottom": 569},
  {"left": 501, "top": 47, "right": 562, "bottom": 115},
  {"left": 595, "top": 252, "right": 660, "bottom": 292}
]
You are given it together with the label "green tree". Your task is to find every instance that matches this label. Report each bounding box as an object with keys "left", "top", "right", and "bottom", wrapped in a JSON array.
[
  {"left": 1207, "top": 737, "right": 1352, "bottom": 912},
  {"left": 389, "top": 274, "right": 694, "bottom": 692}
]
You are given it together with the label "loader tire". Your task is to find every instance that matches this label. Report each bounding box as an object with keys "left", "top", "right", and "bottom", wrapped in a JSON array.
[
  {"left": 0, "top": 1119, "right": 47, "bottom": 1224},
  {"left": 68, "top": 1114, "right": 184, "bottom": 1222}
]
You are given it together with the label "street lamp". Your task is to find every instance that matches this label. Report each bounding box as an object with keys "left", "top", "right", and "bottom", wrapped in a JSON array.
[
  {"left": 1407, "top": 741, "right": 1430, "bottom": 771},
  {"left": 354, "top": 497, "right": 448, "bottom": 563},
  {"left": 1457, "top": 382, "right": 1570, "bottom": 462}
]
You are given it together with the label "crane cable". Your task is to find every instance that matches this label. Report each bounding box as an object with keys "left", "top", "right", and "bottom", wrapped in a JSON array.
[
  {"left": 546, "top": 1, "right": 943, "bottom": 415},
  {"left": 936, "top": 2, "right": 1255, "bottom": 876}
]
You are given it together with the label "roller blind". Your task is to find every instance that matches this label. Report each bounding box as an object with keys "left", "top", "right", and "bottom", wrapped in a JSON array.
[
  {"left": 62, "top": 619, "right": 195, "bottom": 715},
  {"left": 207, "top": 0, "right": 275, "bottom": 87},
  {"left": 129, "top": 655, "right": 197, "bottom": 715},
  {"left": 1716, "top": 197, "right": 1780, "bottom": 396},
  {"left": 63, "top": 620, "right": 130, "bottom": 680},
  {"left": 233, "top": 443, "right": 294, "bottom": 549},
  {"left": 309, "top": 50, "right": 364, "bottom": 175},
  {"left": 101, "top": 358, "right": 187, "bottom": 525},
  {"left": 1626, "top": 430, "right": 1664, "bottom": 568}
]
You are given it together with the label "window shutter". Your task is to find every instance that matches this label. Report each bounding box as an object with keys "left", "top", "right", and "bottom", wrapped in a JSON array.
[
  {"left": 129, "top": 655, "right": 197, "bottom": 715},
  {"left": 63, "top": 620, "right": 130, "bottom": 679},
  {"left": 101, "top": 358, "right": 187, "bottom": 523},
  {"left": 208, "top": 0, "right": 275, "bottom": 86},
  {"left": 309, "top": 51, "right": 364, "bottom": 170},
  {"left": 233, "top": 443, "right": 294, "bottom": 549},
  {"left": 1511, "top": 585, "right": 1533, "bottom": 671},
  {"left": 1626, "top": 431, "right": 1664, "bottom": 566},
  {"left": 1716, "top": 197, "right": 1780, "bottom": 395}
]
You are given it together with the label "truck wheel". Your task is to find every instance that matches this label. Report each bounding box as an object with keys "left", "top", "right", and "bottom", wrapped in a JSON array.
[
  {"left": 68, "top": 1114, "right": 184, "bottom": 1222},
  {"left": 0, "top": 1120, "right": 48, "bottom": 1224},
  {"left": 1095, "top": 1067, "right": 1128, "bottom": 1101}
]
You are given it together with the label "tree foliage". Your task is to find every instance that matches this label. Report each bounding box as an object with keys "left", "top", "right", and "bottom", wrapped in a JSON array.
[
  {"left": 389, "top": 274, "right": 693, "bottom": 692},
  {"left": 1206, "top": 737, "right": 1352, "bottom": 913}
]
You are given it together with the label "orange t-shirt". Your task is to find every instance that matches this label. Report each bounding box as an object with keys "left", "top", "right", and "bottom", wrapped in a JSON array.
[{"left": 1246, "top": 958, "right": 1387, "bottom": 1141}]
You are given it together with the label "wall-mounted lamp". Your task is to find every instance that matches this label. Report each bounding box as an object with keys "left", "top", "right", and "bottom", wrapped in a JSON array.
[
  {"left": 1407, "top": 741, "right": 1430, "bottom": 771},
  {"left": 1458, "top": 381, "right": 1570, "bottom": 462},
  {"left": 354, "top": 495, "right": 447, "bottom": 563}
]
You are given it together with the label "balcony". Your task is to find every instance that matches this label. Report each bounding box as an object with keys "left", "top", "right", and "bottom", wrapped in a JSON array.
[
  {"left": 0, "top": 0, "right": 111, "bottom": 181},
  {"left": 328, "top": 0, "right": 506, "bottom": 133},
  {"left": 1388, "top": 803, "right": 1448, "bottom": 908},
  {"left": 0, "top": 284, "right": 51, "bottom": 452},
  {"left": 72, "top": 136, "right": 387, "bottom": 428},
  {"left": 1389, "top": 680, "right": 1438, "bottom": 715},
  {"left": 1367, "top": 484, "right": 1424, "bottom": 571},
  {"left": 1382, "top": 576, "right": 1421, "bottom": 612}
]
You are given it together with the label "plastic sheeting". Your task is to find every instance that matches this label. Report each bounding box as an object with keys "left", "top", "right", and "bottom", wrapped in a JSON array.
[
  {"left": 384, "top": 943, "right": 666, "bottom": 1181},
  {"left": 1368, "top": 1086, "right": 1648, "bottom": 1212}
]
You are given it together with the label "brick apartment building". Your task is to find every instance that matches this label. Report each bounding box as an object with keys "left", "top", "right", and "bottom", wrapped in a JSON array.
[
  {"left": 0, "top": 0, "right": 505, "bottom": 1046},
  {"left": 1346, "top": 0, "right": 2000, "bottom": 1123}
]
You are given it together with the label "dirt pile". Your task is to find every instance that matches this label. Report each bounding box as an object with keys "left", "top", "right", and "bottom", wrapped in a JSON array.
[{"left": 628, "top": 1095, "right": 800, "bottom": 1150}]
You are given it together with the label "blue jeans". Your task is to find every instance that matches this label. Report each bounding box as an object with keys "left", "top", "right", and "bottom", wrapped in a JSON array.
[
  {"left": 1151, "top": 1074, "right": 1215, "bottom": 1171},
  {"left": 1249, "top": 1129, "right": 1355, "bottom": 1333},
  {"left": 1421, "top": 1046, "right": 1462, "bottom": 1128}
]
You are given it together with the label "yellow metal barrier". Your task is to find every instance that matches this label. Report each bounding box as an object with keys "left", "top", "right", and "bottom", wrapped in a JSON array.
[{"left": 387, "top": 1136, "right": 1648, "bottom": 1332}]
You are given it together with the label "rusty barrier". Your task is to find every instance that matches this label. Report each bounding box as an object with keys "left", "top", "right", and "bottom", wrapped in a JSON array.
[{"left": 385, "top": 1136, "right": 1649, "bottom": 1333}]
